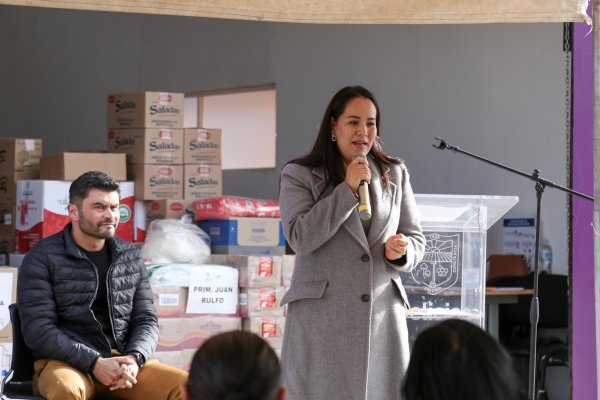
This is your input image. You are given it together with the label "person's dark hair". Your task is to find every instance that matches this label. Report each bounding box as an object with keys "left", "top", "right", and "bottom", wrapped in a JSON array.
[
  {"left": 288, "top": 85, "right": 400, "bottom": 197},
  {"left": 187, "top": 331, "right": 281, "bottom": 400},
  {"left": 402, "top": 319, "right": 526, "bottom": 400},
  {"left": 69, "top": 171, "right": 120, "bottom": 205}
]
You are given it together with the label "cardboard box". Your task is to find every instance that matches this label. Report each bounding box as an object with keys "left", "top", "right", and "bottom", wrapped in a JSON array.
[
  {"left": 152, "top": 285, "right": 238, "bottom": 319},
  {"left": 0, "top": 267, "right": 18, "bottom": 343},
  {"left": 242, "top": 316, "right": 285, "bottom": 349},
  {"left": 180, "top": 316, "right": 241, "bottom": 350},
  {"left": 116, "top": 181, "right": 135, "bottom": 242},
  {"left": 107, "top": 129, "right": 184, "bottom": 165},
  {"left": 157, "top": 317, "right": 184, "bottom": 351},
  {"left": 210, "top": 255, "right": 282, "bottom": 288},
  {"left": 134, "top": 200, "right": 147, "bottom": 242},
  {"left": 183, "top": 164, "right": 222, "bottom": 200},
  {"left": 145, "top": 199, "right": 191, "bottom": 222},
  {"left": 107, "top": 92, "right": 184, "bottom": 129},
  {"left": 239, "top": 287, "right": 286, "bottom": 318},
  {"left": 199, "top": 218, "right": 285, "bottom": 255},
  {"left": 0, "top": 234, "right": 16, "bottom": 257},
  {"left": 0, "top": 138, "right": 42, "bottom": 172},
  {"left": 0, "top": 201, "right": 15, "bottom": 233},
  {"left": 15, "top": 180, "right": 134, "bottom": 253},
  {"left": 155, "top": 316, "right": 242, "bottom": 353},
  {"left": 0, "top": 170, "right": 40, "bottom": 201},
  {"left": 129, "top": 164, "right": 184, "bottom": 200},
  {"left": 153, "top": 286, "right": 189, "bottom": 319},
  {"left": 40, "top": 152, "right": 127, "bottom": 181},
  {"left": 184, "top": 129, "right": 222, "bottom": 165}
]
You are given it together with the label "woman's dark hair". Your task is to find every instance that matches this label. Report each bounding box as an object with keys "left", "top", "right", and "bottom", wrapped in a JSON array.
[
  {"left": 402, "top": 319, "right": 526, "bottom": 400},
  {"left": 69, "top": 171, "right": 120, "bottom": 205},
  {"left": 187, "top": 331, "right": 281, "bottom": 400},
  {"left": 288, "top": 85, "right": 400, "bottom": 195}
]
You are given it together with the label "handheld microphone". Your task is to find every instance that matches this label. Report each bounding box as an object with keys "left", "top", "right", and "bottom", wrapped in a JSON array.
[{"left": 353, "top": 155, "right": 372, "bottom": 221}]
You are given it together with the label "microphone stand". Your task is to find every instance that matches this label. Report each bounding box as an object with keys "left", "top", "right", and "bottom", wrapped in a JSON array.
[{"left": 432, "top": 137, "right": 594, "bottom": 400}]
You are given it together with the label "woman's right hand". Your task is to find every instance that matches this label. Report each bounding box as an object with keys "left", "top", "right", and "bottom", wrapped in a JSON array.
[{"left": 345, "top": 156, "right": 371, "bottom": 194}]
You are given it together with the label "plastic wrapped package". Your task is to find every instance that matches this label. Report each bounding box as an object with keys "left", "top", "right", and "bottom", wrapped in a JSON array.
[
  {"left": 147, "top": 263, "right": 236, "bottom": 289},
  {"left": 147, "top": 263, "right": 204, "bottom": 287},
  {"left": 190, "top": 196, "right": 280, "bottom": 220},
  {"left": 141, "top": 219, "right": 211, "bottom": 264}
]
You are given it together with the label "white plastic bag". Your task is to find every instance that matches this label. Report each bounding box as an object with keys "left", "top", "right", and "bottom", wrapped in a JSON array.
[{"left": 141, "top": 219, "right": 211, "bottom": 264}]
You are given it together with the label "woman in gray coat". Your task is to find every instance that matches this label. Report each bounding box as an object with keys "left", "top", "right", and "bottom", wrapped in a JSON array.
[{"left": 279, "top": 86, "right": 426, "bottom": 400}]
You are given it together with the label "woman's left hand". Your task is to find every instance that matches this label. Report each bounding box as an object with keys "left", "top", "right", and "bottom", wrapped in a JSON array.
[{"left": 385, "top": 233, "right": 409, "bottom": 260}]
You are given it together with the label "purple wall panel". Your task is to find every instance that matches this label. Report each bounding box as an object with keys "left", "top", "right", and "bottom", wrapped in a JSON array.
[{"left": 572, "top": 7, "right": 596, "bottom": 399}]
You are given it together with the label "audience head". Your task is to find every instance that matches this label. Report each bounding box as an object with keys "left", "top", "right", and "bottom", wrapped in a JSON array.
[
  {"left": 186, "top": 330, "right": 285, "bottom": 400},
  {"left": 402, "top": 318, "right": 525, "bottom": 400}
]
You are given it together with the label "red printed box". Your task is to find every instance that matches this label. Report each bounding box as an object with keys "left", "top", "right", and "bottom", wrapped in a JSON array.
[
  {"left": 15, "top": 181, "right": 134, "bottom": 253},
  {"left": 242, "top": 316, "right": 285, "bottom": 349},
  {"left": 239, "top": 287, "right": 286, "bottom": 318},
  {"left": 210, "top": 255, "right": 282, "bottom": 288}
]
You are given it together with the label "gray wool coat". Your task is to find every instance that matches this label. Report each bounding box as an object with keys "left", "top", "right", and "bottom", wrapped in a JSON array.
[{"left": 279, "top": 159, "right": 426, "bottom": 400}]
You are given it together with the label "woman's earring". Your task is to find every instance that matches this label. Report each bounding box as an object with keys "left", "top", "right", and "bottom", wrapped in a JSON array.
[{"left": 331, "top": 134, "right": 337, "bottom": 142}]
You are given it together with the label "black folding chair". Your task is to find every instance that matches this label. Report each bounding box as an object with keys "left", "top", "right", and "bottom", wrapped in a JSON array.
[{"left": 0, "top": 303, "right": 43, "bottom": 399}]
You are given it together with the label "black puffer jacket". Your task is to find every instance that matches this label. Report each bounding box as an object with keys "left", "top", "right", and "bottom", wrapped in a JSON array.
[{"left": 17, "top": 223, "right": 158, "bottom": 373}]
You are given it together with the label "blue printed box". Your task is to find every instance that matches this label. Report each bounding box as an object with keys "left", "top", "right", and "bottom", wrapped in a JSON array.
[{"left": 199, "top": 218, "right": 285, "bottom": 255}]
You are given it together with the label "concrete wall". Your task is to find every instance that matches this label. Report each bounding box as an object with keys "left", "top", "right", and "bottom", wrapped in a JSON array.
[{"left": 0, "top": 6, "right": 570, "bottom": 275}]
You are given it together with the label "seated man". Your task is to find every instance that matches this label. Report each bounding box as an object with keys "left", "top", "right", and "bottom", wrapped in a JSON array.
[
  {"left": 17, "top": 171, "right": 188, "bottom": 400},
  {"left": 186, "top": 331, "right": 285, "bottom": 400}
]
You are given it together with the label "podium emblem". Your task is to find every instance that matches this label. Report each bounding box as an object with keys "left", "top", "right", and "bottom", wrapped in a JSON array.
[{"left": 411, "top": 232, "right": 461, "bottom": 295}]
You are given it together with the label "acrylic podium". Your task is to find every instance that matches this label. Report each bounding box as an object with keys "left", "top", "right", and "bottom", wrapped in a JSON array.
[{"left": 400, "top": 194, "right": 518, "bottom": 346}]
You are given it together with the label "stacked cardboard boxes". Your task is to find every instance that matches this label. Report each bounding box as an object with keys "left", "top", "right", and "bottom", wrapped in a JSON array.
[
  {"left": 183, "top": 128, "right": 223, "bottom": 200},
  {"left": 107, "top": 92, "right": 187, "bottom": 243},
  {"left": 107, "top": 92, "right": 185, "bottom": 202},
  {"left": 151, "top": 265, "right": 241, "bottom": 370},
  {"left": 106, "top": 92, "right": 224, "bottom": 242},
  {"left": 12, "top": 149, "right": 132, "bottom": 251},
  {"left": 149, "top": 256, "right": 296, "bottom": 367},
  {"left": 134, "top": 128, "right": 224, "bottom": 243},
  {"left": 210, "top": 255, "right": 296, "bottom": 355},
  {"left": 0, "top": 139, "right": 42, "bottom": 263}
]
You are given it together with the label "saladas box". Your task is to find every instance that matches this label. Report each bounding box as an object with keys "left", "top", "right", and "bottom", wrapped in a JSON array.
[
  {"left": 107, "top": 92, "right": 184, "bottom": 129},
  {"left": 107, "top": 129, "right": 184, "bottom": 165}
]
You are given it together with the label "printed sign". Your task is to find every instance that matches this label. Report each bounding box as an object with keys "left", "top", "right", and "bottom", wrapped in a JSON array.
[
  {"left": 503, "top": 217, "right": 535, "bottom": 268},
  {"left": 186, "top": 266, "right": 239, "bottom": 314}
]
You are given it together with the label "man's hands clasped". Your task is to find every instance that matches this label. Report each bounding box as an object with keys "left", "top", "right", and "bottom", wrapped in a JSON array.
[{"left": 93, "top": 355, "right": 139, "bottom": 391}]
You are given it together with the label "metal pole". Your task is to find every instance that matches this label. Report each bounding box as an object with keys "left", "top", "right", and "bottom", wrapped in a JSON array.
[{"left": 593, "top": 2, "right": 600, "bottom": 400}]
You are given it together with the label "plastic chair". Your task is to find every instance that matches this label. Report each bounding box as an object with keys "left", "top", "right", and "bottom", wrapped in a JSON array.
[{"left": 0, "top": 303, "right": 43, "bottom": 399}]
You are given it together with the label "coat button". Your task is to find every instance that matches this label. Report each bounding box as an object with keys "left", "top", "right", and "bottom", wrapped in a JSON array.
[
  {"left": 361, "top": 294, "right": 370, "bottom": 302},
  {"left": 361, "top": 254, "right": 370, "bottom": 262}
]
